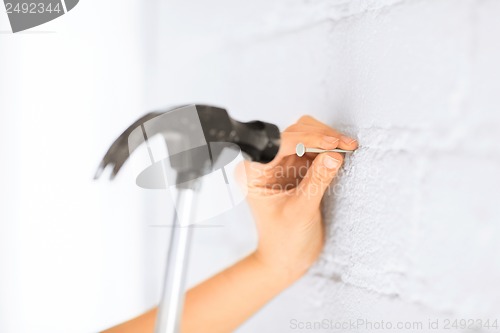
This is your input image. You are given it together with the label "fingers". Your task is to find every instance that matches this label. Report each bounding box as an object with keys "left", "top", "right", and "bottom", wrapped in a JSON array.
[
  {"left": 278, "top": 131, "right": 340, "bottom": 157},
  {"left": 293, "top": 115, "right": 358, "bottom": 151},
  {"left": 293, "top": 152, "right": 343, "bottom": 213}
]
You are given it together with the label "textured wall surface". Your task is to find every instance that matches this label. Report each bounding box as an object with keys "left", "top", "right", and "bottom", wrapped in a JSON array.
[
  {"left": 2, "top": 0, "right": 499, "bottom": 332},
  {"left": 152, "top": 0, "right": 500, "bottom": 332}
]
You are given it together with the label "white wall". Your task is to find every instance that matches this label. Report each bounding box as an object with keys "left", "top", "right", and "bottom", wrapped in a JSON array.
[
  {"left": 0, "top": 1, "right": 169, "bottom": 332},
  {"left": 153, "top": 0, "right": 500, "bottom": 332},
  {"left": 1, "top": 0, "right": 499, "bottom": 332}
]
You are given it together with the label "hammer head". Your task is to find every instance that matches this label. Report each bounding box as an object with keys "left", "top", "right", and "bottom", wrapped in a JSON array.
[{"left": 95, "top": 104, "right": 280, "bottom": 187}]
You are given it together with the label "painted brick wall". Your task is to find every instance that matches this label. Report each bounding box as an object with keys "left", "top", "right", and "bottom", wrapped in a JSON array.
[{"left": 150, "top": 0, "right": 500, "bottom": 332}]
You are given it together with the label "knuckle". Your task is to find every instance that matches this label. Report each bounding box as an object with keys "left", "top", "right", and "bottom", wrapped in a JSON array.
[{"left": 298, "top": 115, "right": 315, "bottom": 123}]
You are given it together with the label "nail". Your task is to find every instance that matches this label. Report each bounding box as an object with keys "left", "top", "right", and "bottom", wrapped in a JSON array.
[
  {"left": 295, "top": 143, "right": 355, "bottom": 157},
  {"left": 340, "top": 135, "right": 357, "bottom": 145},
  {"left": 323, "top": 155, "right": 340, "bottom": 169}
]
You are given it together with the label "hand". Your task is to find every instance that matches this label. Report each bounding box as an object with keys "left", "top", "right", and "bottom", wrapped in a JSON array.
[
  {"left": 102, "top": 115, "right": 358, "bottom": 333},
  {"left": 240, "top": 115, "right": 358, "bottom": 281}
]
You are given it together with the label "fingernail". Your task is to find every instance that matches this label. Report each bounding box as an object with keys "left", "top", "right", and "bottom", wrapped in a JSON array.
[
  {"left": 323, "top": 155, "right": 340, "bottom": 169},
  {"left": 323, "top": 136, "right": 339, "bottom": 144},
  {"left": 340, "top": 135, "right": 357, "bottom": 145}
]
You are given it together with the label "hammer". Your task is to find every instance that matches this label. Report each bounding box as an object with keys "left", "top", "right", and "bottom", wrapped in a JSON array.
[{"left": 95, "top": 104, "right": 280, "bottom": 333}]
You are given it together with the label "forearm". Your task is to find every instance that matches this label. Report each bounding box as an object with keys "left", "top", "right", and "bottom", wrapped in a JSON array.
[
  {"left": 103, "top": 252, "right": 302, "bottom": 333},
  {"left": 182, "top": 252, "right": 300, "bottom": 333}
]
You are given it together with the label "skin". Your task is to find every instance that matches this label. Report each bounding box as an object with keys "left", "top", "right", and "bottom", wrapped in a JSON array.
[{"left": 103, "top": 115, "right": 358, "bottom": 333}]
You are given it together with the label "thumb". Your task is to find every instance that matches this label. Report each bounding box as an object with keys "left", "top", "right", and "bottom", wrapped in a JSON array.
[{"left": 294, "top": 152, "right": 343, "bottom": 210}]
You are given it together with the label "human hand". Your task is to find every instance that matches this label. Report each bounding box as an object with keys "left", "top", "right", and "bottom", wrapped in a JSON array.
[
  {"left": 102, "top": 116, "right": 357, "bottom": 333},
  {"left": 239, "top": 115, "right": 358, "bottom": 281}
]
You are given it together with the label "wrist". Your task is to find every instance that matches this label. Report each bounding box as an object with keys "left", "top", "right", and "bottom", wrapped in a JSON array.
[{"left": 249, "top": 250, "right": 310, "bottom": 285}]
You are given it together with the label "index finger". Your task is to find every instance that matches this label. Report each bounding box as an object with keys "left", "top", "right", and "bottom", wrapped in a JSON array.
[{"left": 296, "top": 115, "right": 358, "bottom": 150}]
